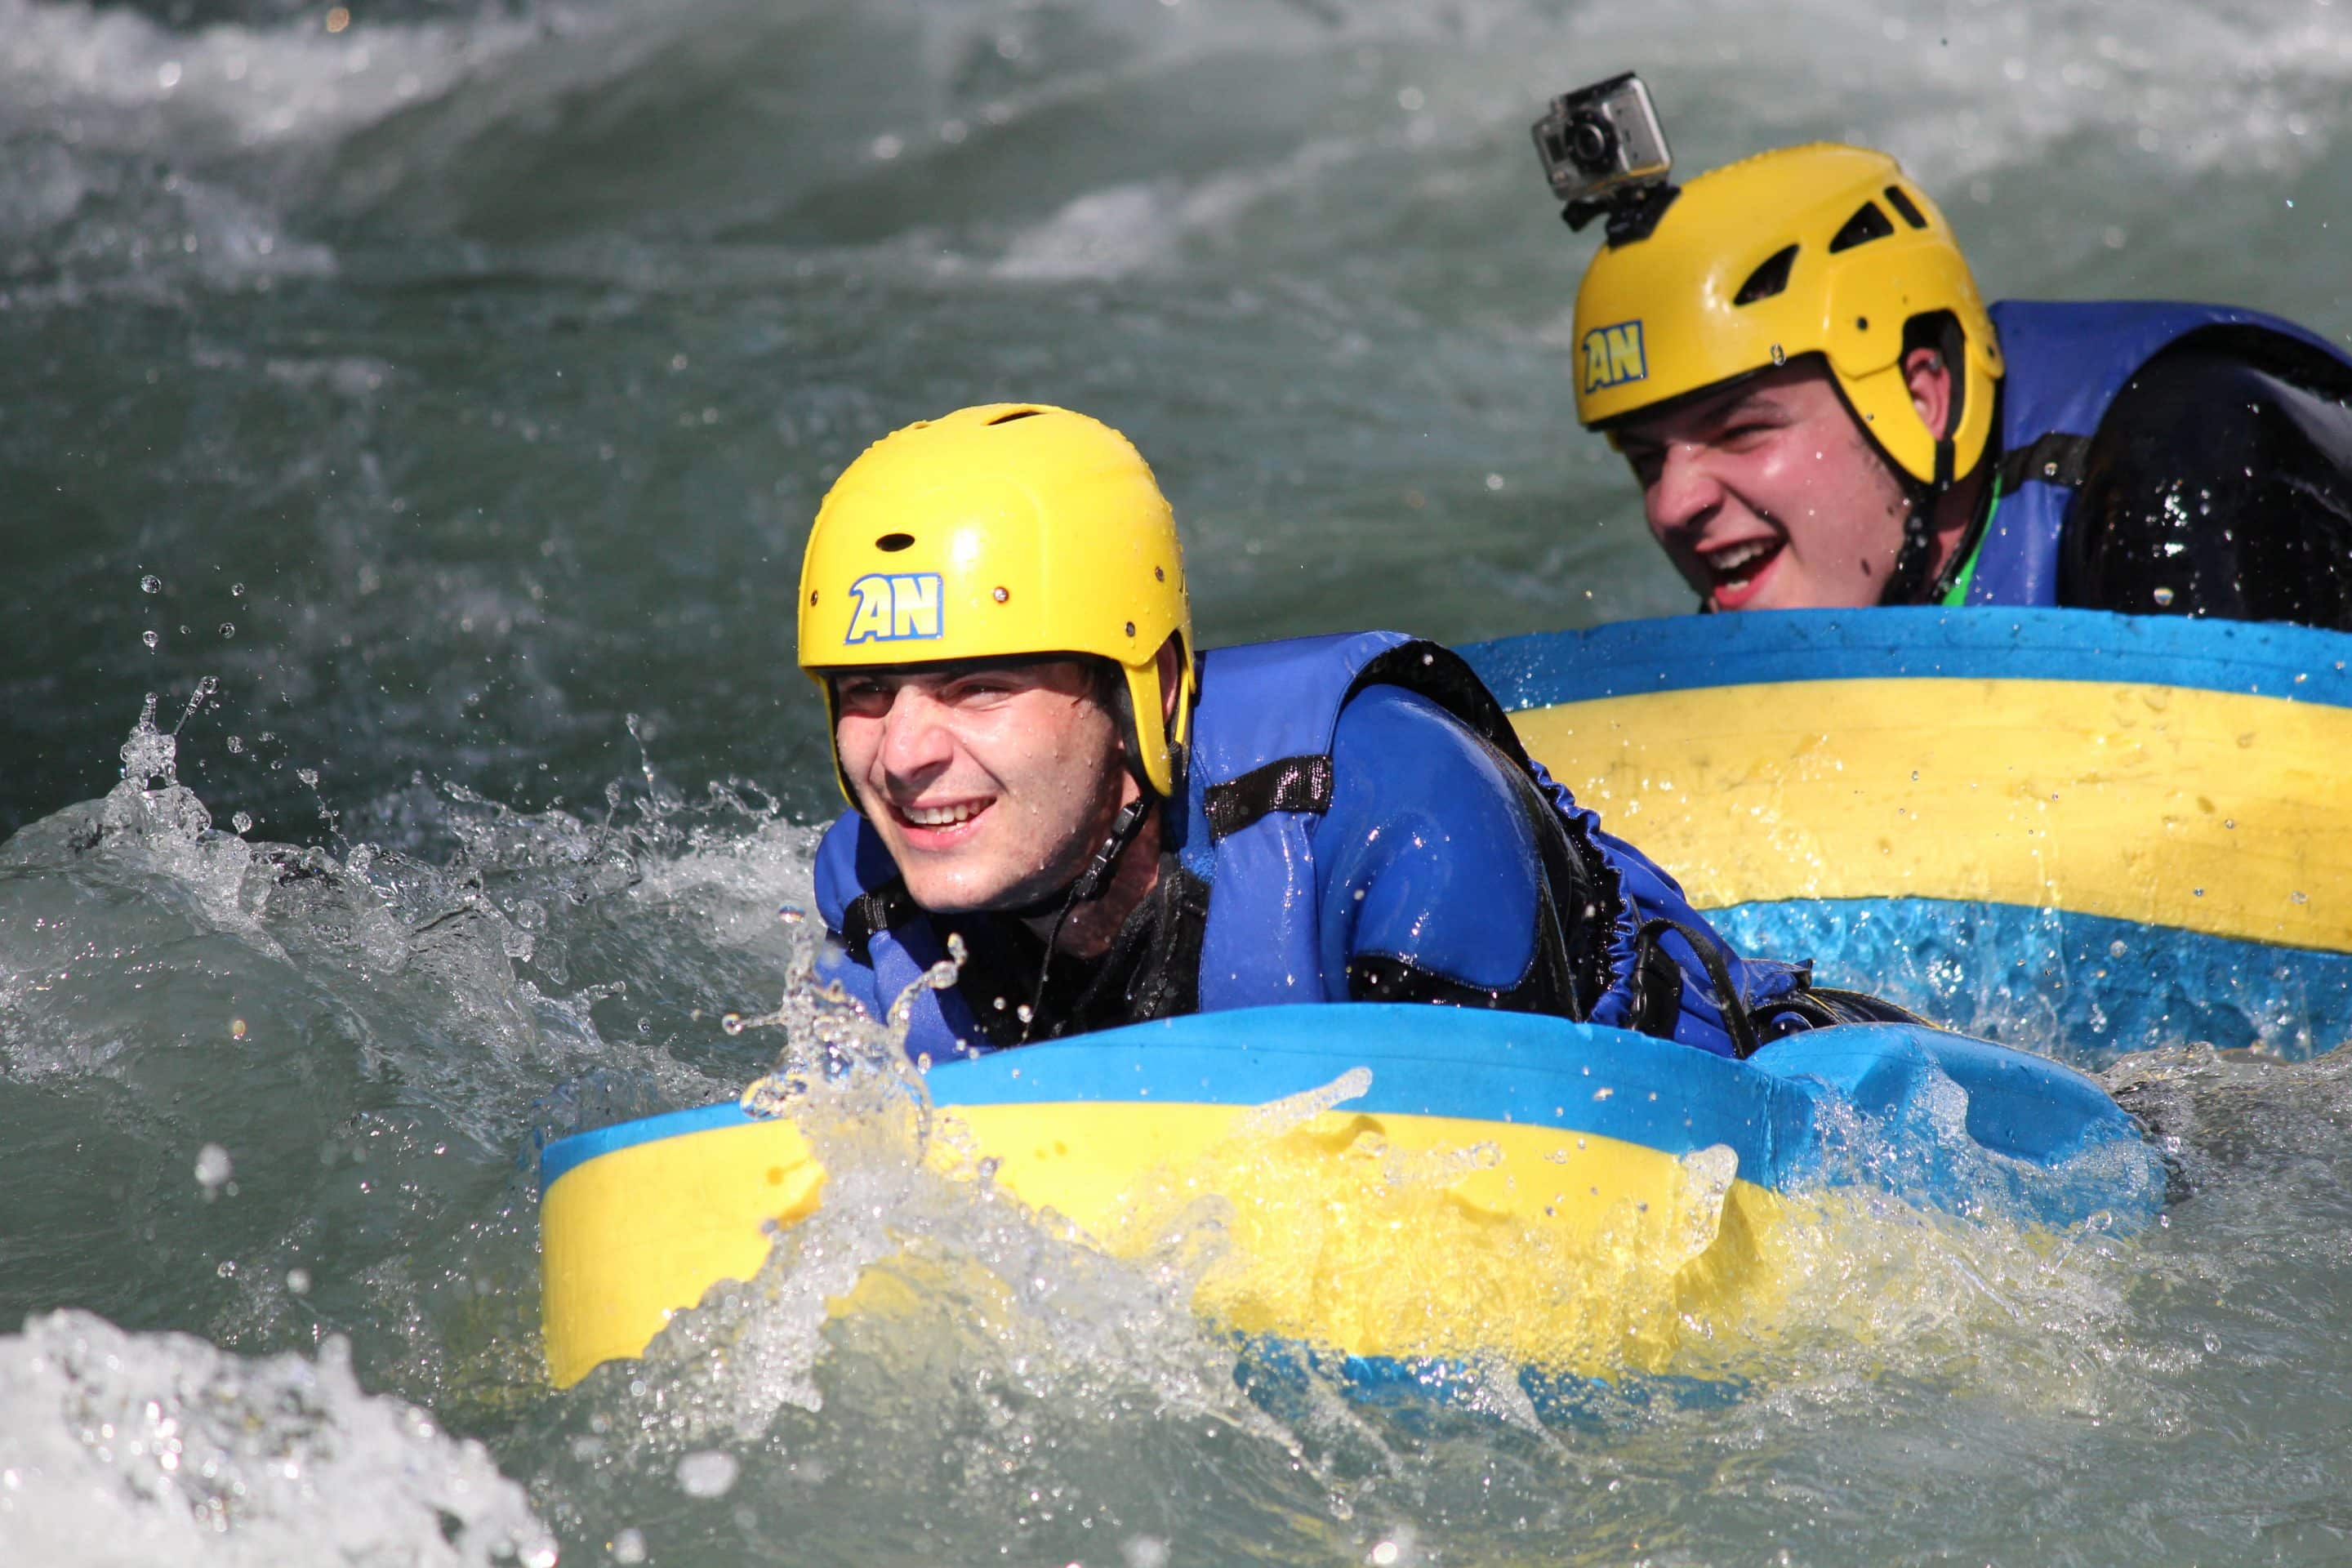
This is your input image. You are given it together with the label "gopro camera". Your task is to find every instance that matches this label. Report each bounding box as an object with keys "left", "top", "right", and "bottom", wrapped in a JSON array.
[{"left": 1531, "top": 73, "right": 1677, "bottom": 240}]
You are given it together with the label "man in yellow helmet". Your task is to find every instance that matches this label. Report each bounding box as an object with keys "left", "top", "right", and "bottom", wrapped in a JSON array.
[
  {"left": 800, "top": 403, "right": 1865, "bottom": 1062},
  {"left": 1543, "top": 86, "right": 2352, "bottom": 624}
]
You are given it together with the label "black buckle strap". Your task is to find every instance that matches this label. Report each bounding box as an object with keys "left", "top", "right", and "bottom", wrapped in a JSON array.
[
  {"left": 839, "top": 878, "right": 913, "bottom": 967},
  {"left": 1998, "top": 431, "right": 2092, "bottom": 492},
  {"left": 1203, "top": 755, "right": 1334, "bottom": 841}
]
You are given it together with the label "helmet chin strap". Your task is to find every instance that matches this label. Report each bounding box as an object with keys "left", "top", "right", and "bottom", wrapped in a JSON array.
[
  {"left": 1013, "top": 793, "right": 1156, "bottom": 1043},
  {"left": 1877, "top": 432, "right": 1956, "bottom": 607},
  {"left": 1878, "top": 485, "right": 1941, "bottom": 605},
  {"left": 996, "top": 690, "right": 1165, "bottom": 924}
]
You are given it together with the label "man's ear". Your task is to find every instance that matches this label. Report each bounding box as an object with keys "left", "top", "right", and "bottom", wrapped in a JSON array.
[
  {"left": 1155, "top": 633, "right": 1184, "bottom": 726},
  {"left": 1904, "top": 345, "right": 1955, "bottom": 439}
]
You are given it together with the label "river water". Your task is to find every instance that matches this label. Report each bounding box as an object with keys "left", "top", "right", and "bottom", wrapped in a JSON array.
[{"left": 5, "top": 0, "right": 2352, "bottom": 1561}]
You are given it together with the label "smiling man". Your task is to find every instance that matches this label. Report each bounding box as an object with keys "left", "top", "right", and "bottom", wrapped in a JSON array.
[
  {"left": 799, "top": 403, "right": 1870, "bottom": 1063},
  {"left": 1566, "top": 143, "right": 2352, "bottom": 625}
]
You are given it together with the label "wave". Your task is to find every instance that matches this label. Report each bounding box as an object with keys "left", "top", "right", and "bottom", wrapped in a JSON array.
[{"left": 4, "top": 0, "right": 2346, "bottom": 296}]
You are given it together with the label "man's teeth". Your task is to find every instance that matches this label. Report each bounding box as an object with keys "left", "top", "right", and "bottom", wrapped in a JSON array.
[
  {"left": 905, "top": 801, "right": 985, "bottom": 826},
  {"left": 1710, "top": 540, "right": 1776, "bottom": 579}
]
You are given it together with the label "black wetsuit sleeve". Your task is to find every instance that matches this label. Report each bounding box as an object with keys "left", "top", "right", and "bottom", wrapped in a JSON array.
[{"left": 2060, "top": 328, "right": 2352, "bottom": 630}]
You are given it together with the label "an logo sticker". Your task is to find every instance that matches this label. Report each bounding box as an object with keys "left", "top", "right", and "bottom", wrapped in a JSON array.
[
  {"left": 1582, "top": 320, "right": 1648, "bottom": 394},
  {"left": 844, "top": 572, "right": 944, "bottom": 644}
]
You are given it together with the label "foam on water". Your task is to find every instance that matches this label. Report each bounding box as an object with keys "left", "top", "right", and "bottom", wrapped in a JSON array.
[{"left": 0, "top": 1311, "right": 555, "bottom": 1566}]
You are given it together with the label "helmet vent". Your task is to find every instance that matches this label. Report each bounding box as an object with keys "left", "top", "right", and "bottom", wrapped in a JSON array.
[
  {"left": 987, "top": 408, "right": 1044, "bottom": 425},
  {"left": 1828, "top": 202, "right": 1896, "bottom": 253},
  {"left": 1732, "top": 245, "right": 1798, "bottom": 306},
  {"left": 875, "top": 532, "right": 915, "bottom": 552},
  {"left": 1882, "top": 185, "right": 1929, "bottom": 229}
]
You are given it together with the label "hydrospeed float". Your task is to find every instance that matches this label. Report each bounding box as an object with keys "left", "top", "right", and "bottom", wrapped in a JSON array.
[
  {"left": 539, "top": 604, "right": 2343, "bottom": 1389},
  {"left": 1466, "top": 606, "right": 2352, "bottom": 1057},
  {"left": 541, "top": 1004, "right": 2160, "bottom": 1390}
]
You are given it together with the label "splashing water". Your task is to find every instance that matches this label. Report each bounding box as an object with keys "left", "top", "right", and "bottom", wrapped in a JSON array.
[{"left": 0, "top": 1312, "right": 555, "bottom": 1566}]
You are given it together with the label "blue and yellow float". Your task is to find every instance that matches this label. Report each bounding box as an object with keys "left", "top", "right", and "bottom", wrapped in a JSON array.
[
  {"left": 1466, "top": 605, "right": 2352, "bottom": 1058},
  {"left": 540, "top": 606, "right": 2350, "bottom": 1390}
]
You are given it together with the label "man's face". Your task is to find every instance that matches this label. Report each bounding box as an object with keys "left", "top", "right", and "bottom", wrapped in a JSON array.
[
  {"left": 831, "top": 657, "right": 1131, "bottom": 915},
  {"left": 1614, "top": 360, "right": 1913, "bottom": 611}
]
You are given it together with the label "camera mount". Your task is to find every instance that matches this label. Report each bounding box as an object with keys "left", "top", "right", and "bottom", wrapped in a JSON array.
[{"left": 1532, "top": 73, "right": 1680, "bottom": 245}]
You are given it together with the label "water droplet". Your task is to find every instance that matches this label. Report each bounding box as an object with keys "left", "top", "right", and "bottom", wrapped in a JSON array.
[
  {"left": 777, "top": 903, "right": 805, "bottom": 925},
  {"left": 140, "top": 574, "right": 162, "bottom": 594},
  {"left": 194, "top": 1144, "right": 233, "bottom": 1190},
  {"left": 285, "top": 1267, "right": 310, "bottom": 1295},
  {"left": 2109, "top": 939, "right": 2128, "bottom": 959},
  {"left": 297, "top": 768, "right": 319, "bottom": 787},
  {"left": 1016, "top": 1004, "right": 1035, "bottom": 1023},
  {"left": 216, "top": 1260, "right": 237, "bottom": 1278},
  {"left": 676, "top": 1450, "right": 740, "bottom": 1498},
  {"left": 142, "top": 630, "right": 160, "bottom": 649},
  {"left": 721, "top": 1012, "right": 746, "bottom": 1036},
  {"left": 230, "top": 582, "right": 246, "bottom": 597},
  {"left": 226, "top": 735, "right": 244, "bottom": 754},
  {"left": 219, "top": 622, "right": 235, "bottom": 639},
  {"left": 612, "top": 1529, "right": 648, "bottom": 1565},
  {"left": 2292, "top": 890, "right": 2309, "bottom": 905},
  {"left": 229, "top": 1017, "right": 248, "bottom": 1039},
  {"left": 2153, "top": 586, "right": 2176, "bottom": 607},
  {"left": 1770, "top": 343, "right": 1787, "bottom": 366}
]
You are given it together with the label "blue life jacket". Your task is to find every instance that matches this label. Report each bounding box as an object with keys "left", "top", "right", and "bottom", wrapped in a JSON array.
[
  {"left": 1962, "top": 300, "right": 2352, "bottom": 606},
  {"left": 813, "top": 631, "right": 1808, "bottom": 1063}
]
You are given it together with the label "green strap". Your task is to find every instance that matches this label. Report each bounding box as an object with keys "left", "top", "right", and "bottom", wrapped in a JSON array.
[{"left": 1939, "top": 473, "right": 2002, "bottom": 607}]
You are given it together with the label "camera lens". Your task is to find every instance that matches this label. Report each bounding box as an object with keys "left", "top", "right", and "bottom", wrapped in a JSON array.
[{"left": 1566, "top": 113, "right": 1617, "bottom": 172}]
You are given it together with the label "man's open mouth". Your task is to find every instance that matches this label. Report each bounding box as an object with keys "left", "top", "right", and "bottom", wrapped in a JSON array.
[
  {"left": 1703, "top": 536, "right": 1784, "bottom": 608},
  {"left": 896, "top": 798, "right": 992, "bottom": 831}
]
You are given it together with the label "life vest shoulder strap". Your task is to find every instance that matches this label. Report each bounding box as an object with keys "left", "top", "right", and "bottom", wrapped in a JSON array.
[
  {"left": 1201, "top": 755, "right": 1334, "bottom": 841},
  {"left": 1993, "top": 430, "right": 2093, "bottom": 495},
  {"left": 1187, "top": 638, "right": 1544, "bottom": 848}
]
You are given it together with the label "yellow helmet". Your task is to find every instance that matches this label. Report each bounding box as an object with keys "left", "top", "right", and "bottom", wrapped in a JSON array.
[
  {"left": 1572, "top": 143, "right": 2002, "bottom": 487},
  {"left": 795, "top": 403, "right": 1196, "bottom": 800}
]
